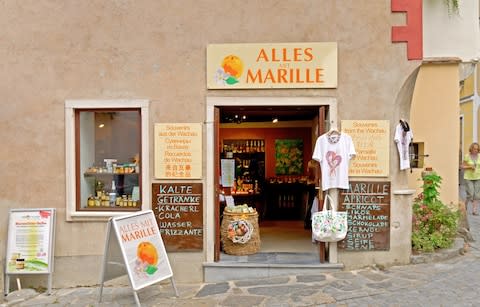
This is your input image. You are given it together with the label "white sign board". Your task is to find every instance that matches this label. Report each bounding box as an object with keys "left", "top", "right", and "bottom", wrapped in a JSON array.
[
  {"left": 4, "top": 208, "right": 56, "bottom": 295},
  {"left": 111, "top": 210, "right": 173, "bottom": 290},
  {"left": 5, "top": 209, "right": 55, "bottom": 274}
]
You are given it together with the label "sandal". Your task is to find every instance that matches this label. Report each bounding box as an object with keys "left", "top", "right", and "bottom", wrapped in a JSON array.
[{"left": 473, "top": 212, "right": 479, "bottom": 216}]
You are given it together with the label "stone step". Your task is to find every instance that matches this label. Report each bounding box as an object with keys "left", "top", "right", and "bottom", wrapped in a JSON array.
[{"left": 203, "top": 252, "right": 343, "bottom": 282}]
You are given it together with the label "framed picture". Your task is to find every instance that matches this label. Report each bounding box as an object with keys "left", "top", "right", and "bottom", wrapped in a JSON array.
[{"left": 275, "top": 139, "right": 303, "bottom": 175}]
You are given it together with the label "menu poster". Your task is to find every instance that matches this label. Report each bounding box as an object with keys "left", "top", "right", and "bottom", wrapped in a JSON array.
[
  {"left": 112, "top": 210, "right": 173, "bottom": 291},
  {"left": 152, "top": 183, "right": 203, "bottom": 251},
  {"left": 338, "top": 181, "right": 391, "bottom": 251},
  {"left": 5, "top": 209, "right": 55, "bottom": 274}
]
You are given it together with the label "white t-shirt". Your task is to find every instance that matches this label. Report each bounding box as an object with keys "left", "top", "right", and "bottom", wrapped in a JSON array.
[
  {"left": 394, "top": 123, "right": 413, "bottom": 170},
  {"left": 312, "top": 132, "right": 356, "bottom": 191}
]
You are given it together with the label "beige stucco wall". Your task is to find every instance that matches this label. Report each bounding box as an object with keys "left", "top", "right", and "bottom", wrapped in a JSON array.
[
  {"left": 408, "top": 62, "right": 460, "bottom": 206},
  {"left": 478, "top": 67, "right": 480, "bottom": 96},
  {"left": 423, "top": 0, "right": 480, "bottom": 61},
  {"left": 460, "top": 74, "right": 475, "bottom": 98},
  {"left": 461, "top": 100, "right": 474, "bottom": 154},
  {"left": 0, "top": 1, "right": 437, "bottom": 289}
]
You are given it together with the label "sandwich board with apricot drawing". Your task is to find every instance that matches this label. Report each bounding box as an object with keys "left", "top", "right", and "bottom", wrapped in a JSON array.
[{"left": 99, "top": 210, "right": 177, "bottom": 306}]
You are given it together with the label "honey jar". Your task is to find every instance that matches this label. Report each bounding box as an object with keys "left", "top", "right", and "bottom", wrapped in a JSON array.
[
  {"left": 15, "top": 258, "right": 25, "bottom": 270},
  {"left": 87, "top": 195, "right": 95, "bottom": 207}
]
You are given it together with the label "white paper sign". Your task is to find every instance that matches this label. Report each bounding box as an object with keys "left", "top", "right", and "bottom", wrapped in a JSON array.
[
  {"left": 221, "top": 159, "right": 235, "bottom": 187},
  {"left": 225, "top": 196, "right": 235, "bottom": 207},
  {"left": 5, "top": 209, "right": 55, "bottom": 274}
]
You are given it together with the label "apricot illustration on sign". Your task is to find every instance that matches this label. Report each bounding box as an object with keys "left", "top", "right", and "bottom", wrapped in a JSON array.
[
  {"left": 137, "top": 241, "right": 158, "bottom": 275},
  {"left": 214, "top": 55, "right": 244, "bottom": 85}
]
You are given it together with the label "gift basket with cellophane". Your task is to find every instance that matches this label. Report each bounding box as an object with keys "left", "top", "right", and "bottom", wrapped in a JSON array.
[{"left": 221, "top": 204, "right": 260, "bottom": 255}]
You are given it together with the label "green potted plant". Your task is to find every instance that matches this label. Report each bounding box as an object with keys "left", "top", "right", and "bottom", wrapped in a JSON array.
[{"left": 412, "top": 170, "right": 459, "bottom": 252}]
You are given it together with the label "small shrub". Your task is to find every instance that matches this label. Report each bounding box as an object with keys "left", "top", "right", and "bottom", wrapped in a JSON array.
[{"left": 412, "top": 172, "right": 459, "bottom": 252}]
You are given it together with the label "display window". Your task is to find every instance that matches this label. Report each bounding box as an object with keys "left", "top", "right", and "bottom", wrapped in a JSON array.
[{"left": 65, "top": 100, "right": 150, "bottom": 221}]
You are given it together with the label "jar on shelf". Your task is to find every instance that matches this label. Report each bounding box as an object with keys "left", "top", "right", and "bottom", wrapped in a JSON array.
[{"left": 87, "top": 195, "right": 95, "bottom": 207}]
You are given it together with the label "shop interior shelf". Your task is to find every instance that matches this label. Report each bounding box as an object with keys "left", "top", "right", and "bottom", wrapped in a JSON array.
[{"left": 84, "top": 172, "right": 137, "bottom": 176}]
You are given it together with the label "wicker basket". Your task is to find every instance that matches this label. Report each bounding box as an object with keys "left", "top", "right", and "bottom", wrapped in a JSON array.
[{"left": 221, "top": 210, "right": 260, "bottom": 255}]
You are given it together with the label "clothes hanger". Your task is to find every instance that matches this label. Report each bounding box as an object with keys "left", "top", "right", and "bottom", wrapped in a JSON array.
[
  {"left": 327, "top": 127, "right": 340, "bottom": 136},
  {"left": 399, "top": 119, "right": 410, "bottom": 132}
]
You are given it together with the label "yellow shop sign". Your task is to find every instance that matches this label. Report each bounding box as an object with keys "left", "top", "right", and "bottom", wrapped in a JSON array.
[{"left": 207, "top": 42, "right": 337, "bottom": 89}]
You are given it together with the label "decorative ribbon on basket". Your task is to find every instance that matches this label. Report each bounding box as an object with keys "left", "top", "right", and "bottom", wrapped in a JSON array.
[
  {"left": 227, "top": 219, "right": 254, "bottom": 244},
  {"left": 311, "top": 194, "right": 348, "bottom": 242}
]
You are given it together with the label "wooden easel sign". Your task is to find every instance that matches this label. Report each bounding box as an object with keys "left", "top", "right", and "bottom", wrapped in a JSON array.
[
  {"left": 4, "top": 208, "right": 56, "bottom": 296},
  {"left": 99, "top": 210, "right": 177, "bottom": 306}
]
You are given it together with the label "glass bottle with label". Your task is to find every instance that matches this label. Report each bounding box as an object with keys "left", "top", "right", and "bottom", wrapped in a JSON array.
[{"left": 109, "top": 180, "right": 117, "bottom": 207}]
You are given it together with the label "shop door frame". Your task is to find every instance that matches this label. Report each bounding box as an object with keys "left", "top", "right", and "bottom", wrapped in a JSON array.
[{"left": 205, "top": 96, "right": 337, "bottom": 263}]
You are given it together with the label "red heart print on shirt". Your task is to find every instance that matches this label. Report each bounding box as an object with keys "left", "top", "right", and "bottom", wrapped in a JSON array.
[{"left": 326, "top": 151, "right": 342, "bottom": 176}]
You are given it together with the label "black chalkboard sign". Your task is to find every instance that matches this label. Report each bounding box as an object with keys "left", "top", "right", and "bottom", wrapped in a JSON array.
[
  {"left": 338, "top": 181, "right": 390, "bottom": 251},
  {"left": 152, "top": 183, "right": 203, "bottom": 251}
]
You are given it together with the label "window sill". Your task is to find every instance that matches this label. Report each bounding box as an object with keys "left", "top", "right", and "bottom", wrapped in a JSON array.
[{"left": 66, "top": 210, "right": 144, "bottom": 222}]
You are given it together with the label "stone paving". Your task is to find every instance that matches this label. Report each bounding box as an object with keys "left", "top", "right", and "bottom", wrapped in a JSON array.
[{"left": 2, "top": 194, "right": 480, "bottom": 306}]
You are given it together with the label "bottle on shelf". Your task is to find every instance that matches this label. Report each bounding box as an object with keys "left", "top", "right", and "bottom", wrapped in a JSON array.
[
  {"left": 95, "top": 180, "right": 104, "bottom": 194},
  {"left": 109, "top": 180, "right": 117, "bottom": 207}
]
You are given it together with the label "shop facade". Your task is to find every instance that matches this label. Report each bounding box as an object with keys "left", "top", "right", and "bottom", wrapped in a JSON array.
[{"left": 1, "top": 1, "right": 477, "bottom": 289}]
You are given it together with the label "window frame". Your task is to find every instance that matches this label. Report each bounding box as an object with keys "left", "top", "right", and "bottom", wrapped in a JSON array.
[
  {"left": 410, "top": 142, "right": 425, "bottom": 169},
  {"left": 65, "top": 99, "right": 150, "bottom": 221}
]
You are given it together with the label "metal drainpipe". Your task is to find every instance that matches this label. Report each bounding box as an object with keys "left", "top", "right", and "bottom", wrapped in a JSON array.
[{"left": 474, "top": 60, "right": 479, "bottom": 143}]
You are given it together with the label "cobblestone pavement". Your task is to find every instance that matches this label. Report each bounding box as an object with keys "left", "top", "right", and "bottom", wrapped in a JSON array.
[{"left": 3, "top": 192, "right": 479, "bottom": 307}]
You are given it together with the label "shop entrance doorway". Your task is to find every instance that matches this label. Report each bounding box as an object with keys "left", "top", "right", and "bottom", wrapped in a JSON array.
[{"left": 206, "top": 97, "right": 337, "bottom": 263}]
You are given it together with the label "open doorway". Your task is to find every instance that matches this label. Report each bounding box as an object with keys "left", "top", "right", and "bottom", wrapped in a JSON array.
[
  {"left": 219, "top": 105, "right": 321, "bottom": 254},
  {"left": 206, "top": 97, "right": 337, "bottom": 263}
]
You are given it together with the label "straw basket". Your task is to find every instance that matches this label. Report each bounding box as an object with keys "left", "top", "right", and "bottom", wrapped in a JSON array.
[{"left": 221, "top": 210, "right": 260, "bottom": 255}]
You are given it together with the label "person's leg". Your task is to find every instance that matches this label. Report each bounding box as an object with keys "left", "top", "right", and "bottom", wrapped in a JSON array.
[
  {"left": 472, "top": 203, "right": 479, "bottom": 215},
  {"left": 473, "top": 180, "right": 480, "bottom": 215},
  {"left": 465, "top": 180, "right": 475, "bottom": 214}
]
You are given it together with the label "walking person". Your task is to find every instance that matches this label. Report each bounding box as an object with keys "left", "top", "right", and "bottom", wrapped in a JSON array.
[{"left": 462, "top": 142, "right": 480, "bottom": 215}]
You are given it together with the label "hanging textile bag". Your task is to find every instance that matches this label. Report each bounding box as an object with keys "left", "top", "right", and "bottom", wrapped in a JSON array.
[{"left": 311, "top": 194, "right": 348, "bottom": 242}]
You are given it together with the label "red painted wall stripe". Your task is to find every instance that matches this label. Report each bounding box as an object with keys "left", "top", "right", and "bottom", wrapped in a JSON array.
[{"left": 391, "top": 0, "right": 423, "bottom": 60}]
